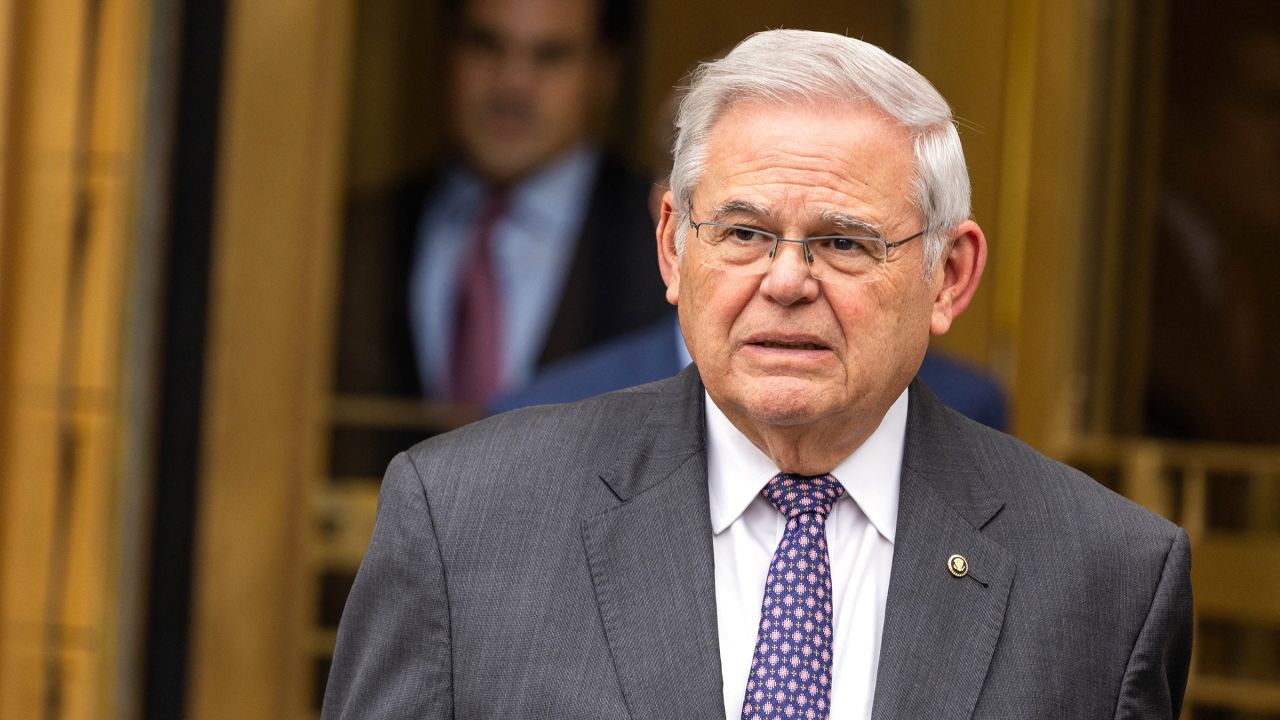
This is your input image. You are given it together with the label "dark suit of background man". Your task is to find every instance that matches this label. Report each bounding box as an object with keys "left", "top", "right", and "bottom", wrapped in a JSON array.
[
  {"left": 334, "top": 0, "right": 667, "bottom": 404},
  {"left": 325, "top": 30, "right": 1192, "bottom": 719}
]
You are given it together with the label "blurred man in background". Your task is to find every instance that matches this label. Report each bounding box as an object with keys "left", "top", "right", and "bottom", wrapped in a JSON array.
[{"left": 336, "top": 0, "right": 667, "bottom": 407}]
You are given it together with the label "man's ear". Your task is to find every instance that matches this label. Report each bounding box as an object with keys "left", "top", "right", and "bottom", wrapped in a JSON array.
[
  {"left": 655, "top": 191, "right": 682, "bottom": 306},
  {"left": 930, "top": 220, "right": 987, "bottom": 336}
]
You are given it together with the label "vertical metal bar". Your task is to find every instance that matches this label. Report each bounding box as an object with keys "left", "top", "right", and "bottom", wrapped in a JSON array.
[{"left": 44, "top": 0, "right": 105, "bottom": 716}]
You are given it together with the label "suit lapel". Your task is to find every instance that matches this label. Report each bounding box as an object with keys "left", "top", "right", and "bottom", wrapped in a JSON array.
[
  {"left": 580, "top": 374, "right": 1015, "bottom": 720},
  {"left": 582, "top": 368, "right": 725, "bottom": 720},
  {"left": 871, "top": 383, "right": 1015, "bottom": 720}
]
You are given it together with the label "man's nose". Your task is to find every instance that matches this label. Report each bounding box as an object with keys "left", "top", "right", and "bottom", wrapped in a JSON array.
[
  {"left": 759, "top": 240, "right": 820, "bottom": 305},
  {"left": 494, "top": 51, "right": 538, "bottom": 94}
]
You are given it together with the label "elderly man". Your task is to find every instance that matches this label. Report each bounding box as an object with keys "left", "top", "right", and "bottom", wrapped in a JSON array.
[{"left": 324, "top": 30, "right": 1191, "bottom": 719}]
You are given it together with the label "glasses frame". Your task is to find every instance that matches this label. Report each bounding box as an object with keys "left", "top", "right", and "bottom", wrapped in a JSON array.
[{"left": 687, "top": 218, "right": 924, "bottom": 276}]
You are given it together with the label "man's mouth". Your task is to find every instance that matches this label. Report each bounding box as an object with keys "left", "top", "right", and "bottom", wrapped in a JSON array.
[{"left": 756, "top": 340, "right": 827, "bottom": 350}]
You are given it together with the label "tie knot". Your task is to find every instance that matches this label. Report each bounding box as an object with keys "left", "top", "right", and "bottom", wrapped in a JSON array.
[
  {"left": 480, "top": 191, "right": 510, "bottom": 224},
  {"left": 763, "top": 473, "right": 845, "bottom": 519}
]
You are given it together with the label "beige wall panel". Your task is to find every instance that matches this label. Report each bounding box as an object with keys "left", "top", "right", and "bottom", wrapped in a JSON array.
[
  {"left": 17, "top": 0, "right": 85, "bottom": 158},
  {"left": 85, "top": 0, "right": 150, "bottom": 710},
  {"left": 0, "top": 0, "right": 84, "bottom": 708},
  {"left": 0, "top": 403, "right": 59, "bottom": 718},
  {"left": 990, "top": 0, "right": 1037, "bottom": 382},
  {"left": 1009, "top": 0, "right": 1101, "bottom": 447},
  {"left": 191, "top": 0, "right": 353, "bottom": 716},
  {"left": 63, "top": 409, "right": 119, "bottom": 713},
  {"left": 8, "top": 176, "right": 78, "bottom": 395},
  {"left": 908, "top": 2, "right": 1011, "bottom": 369},
  {"left": 79, "top": 177, "right": 130, "bottom": 396},
  {"left": 84, "top": 0, "right": 149, "bottom": 391},
  {"left": 60, "top": 475, "right": 110, "bottom": 718},
  {"left": 87, "top": 177, "right": 135, "bottom": 718},
  {"left": 0, "top": 0, "right": 16, "bottom": 293},
  {"left": 60, "top": 649, "right": 96, "bottom": 718},
  {"left": 0, "top": 0, "right": 18, "bottom": 483},
  {"left": 1, "top": 0, "right": 149, "bottom": 714},
  {"left": 89, "top": 0, "right": 140, "bottom": 156},
  {"left": 906, "top": 0, "right": 1111, "bottom": 444}
]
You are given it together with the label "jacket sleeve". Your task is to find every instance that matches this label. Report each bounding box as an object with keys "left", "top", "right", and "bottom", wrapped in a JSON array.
[
  {"left": 322, "top": 452, "right": 453, "bottom": 719},
  {"left": 1112, "top": 528, "right": 1193, "bottom": 719}
]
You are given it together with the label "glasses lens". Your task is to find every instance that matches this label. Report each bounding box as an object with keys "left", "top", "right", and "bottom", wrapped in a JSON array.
[
  {"left": 697, "top": 223, "right": 775, "bottom": 275},
  {"left": 808, "top": 236, "right": 888, "bottom": 281},
  {"left": 695, "top": 221, "right": 892, "bottom": 284}
]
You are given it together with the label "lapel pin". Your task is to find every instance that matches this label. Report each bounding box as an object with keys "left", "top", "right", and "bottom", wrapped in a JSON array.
[{"left": 947, "top": 553, "right": 969, "bottom": 578}]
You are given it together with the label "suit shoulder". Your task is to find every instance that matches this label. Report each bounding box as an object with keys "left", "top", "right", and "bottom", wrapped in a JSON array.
[
  {"left": 988, "top": 423, "right": 1175, "bottom": 530},
  {"left": 392, "top": 378, "right": 679, "bottom": 537},
  {"left": 914, "top": 401, "right": 1182, "bottom": 556},
  {"left": 990, "top": 443, "right": 1184, "bottom": 587}
]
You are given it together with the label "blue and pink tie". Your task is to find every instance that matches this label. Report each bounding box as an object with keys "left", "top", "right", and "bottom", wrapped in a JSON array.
[{"left": 741, "top": 473, "right": 845, "bottom": 720}]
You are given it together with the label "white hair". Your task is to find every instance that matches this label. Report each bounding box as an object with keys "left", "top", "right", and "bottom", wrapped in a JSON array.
[{"left": 669, "top": 30, "right": 971, "bottom": 271}]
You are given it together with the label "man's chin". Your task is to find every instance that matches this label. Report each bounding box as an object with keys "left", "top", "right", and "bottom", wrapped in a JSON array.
[
  {"left": 731, "top": 376, "right": 838, "bottom": 428},
  {"left": 463, "top": 143, "right": 545, "bottom": 186}
]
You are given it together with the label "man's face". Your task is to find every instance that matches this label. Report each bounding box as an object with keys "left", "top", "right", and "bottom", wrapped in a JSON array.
[
  {"left": 659, "top": 100, "right": 953, "bottom": 443},
  {"left": 451, "top": 0, "right": 609, "bottom": 185}
]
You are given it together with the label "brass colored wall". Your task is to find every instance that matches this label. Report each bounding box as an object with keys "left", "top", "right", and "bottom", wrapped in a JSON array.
[
  {"left": 188, "top": 1, "right": 354, "bottom": 717},
  {"left": 0, "top": 0, "right": 151, "bottom": 716}
]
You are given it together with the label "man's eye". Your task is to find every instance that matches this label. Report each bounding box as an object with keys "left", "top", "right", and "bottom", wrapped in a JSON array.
[
  {"left": 460, "top": 28, "right": 503, "bottom": 58},
  {"left": 727, "top": 226, "right": 770, "bottom": 243},
  {"left": 826, "top": 237, "right": 872, "bottom": 253},
  {"left": 532, "top": 43, "right": 574, "bottom": 67}
]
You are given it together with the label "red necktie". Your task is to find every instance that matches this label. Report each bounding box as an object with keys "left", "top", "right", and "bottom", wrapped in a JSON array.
[{"left": 449, "top": 194, "right": 508, "bottom": 404}]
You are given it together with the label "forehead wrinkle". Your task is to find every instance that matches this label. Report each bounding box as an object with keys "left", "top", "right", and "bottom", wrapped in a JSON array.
[{"left": 714, "top": 153, "right": 904, "bottom": 216}]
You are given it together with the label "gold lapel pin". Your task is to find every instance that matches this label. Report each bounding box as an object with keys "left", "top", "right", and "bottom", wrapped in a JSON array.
[{"left": 947, "top": 553, "right": 969, "bottom": 578}]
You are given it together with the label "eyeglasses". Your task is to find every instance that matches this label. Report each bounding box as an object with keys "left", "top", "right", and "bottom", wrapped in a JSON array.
[{"left": 687, "top": 219, "right": 924, "bottom": 284}]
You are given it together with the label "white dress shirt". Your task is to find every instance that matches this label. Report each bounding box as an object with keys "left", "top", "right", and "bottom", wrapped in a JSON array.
[
  {"left": 707, "top": 389, "right": 906, "bottom": 720},
  {"left": 409, "top": 144, "right": 600, "bottom": 398}
]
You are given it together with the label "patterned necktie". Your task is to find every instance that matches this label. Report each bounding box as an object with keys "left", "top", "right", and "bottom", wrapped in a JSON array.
[
  {"left": 449, "top": 193, "right": 508, "bottom": 404},
  {"left": 742, "top": 473, "right": 846, "bottom": 720}
]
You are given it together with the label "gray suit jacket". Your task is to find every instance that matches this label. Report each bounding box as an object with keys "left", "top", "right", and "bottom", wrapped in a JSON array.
[{"left": 324, "top": 366, "right": 1192, "bottom": 719}]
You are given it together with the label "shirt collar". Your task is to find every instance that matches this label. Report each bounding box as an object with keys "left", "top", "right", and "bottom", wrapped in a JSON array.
[
  {"left": 705, "top": 387, "right": 907, "bottom": 543},
  {"left": 510, "top": 143, "right": 598, "bottom": 226},
  {"left": 438, "top": 143, "right": 600, "bottom": 229}
]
